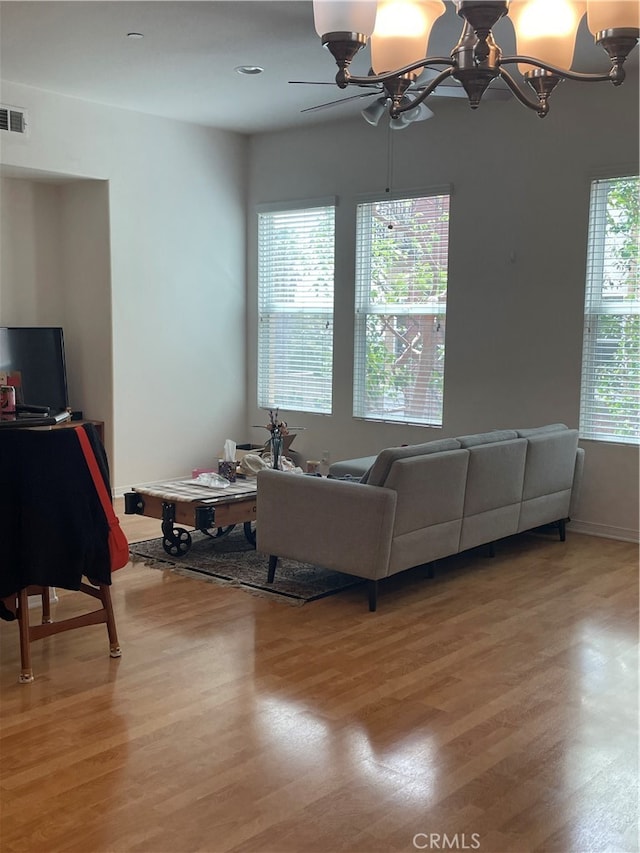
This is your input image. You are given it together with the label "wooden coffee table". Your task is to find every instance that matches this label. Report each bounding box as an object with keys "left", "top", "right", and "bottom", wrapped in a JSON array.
[{"left": 124, "top": 478, "right": 257, "bottom": 555}]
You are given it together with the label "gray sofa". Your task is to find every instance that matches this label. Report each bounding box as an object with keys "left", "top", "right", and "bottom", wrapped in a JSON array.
[{"left": 256, "top": 424, "right": 584, "bottom": 611}]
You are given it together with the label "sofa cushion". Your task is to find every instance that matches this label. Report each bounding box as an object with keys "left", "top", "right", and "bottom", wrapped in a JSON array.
[
  {"left": 364, "top": 438, "right": 462, "bottom": 487},
  {"left": 459, "top": 438, "right": 528, "bottom": 551},
  {"left": 515, "top": 423, "right": 568, "bottom": 438},
  {"left": 462, "top": 439, "right": 528, "bottom": 515},
  {"left": 384, "top": 450, "right": 469, "bottom": 536},
  {"left": 328, "top": 455, "right": 377, "bottom": 479},
  {"left": 520, "top": 429, "right": 579, "bottom": 500},
  {"left": 456, "top": 429, "right": 519, "bottom": 448}
]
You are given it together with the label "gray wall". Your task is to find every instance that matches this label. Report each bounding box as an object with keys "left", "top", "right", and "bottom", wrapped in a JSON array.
[
  {"left": 246, "top": 76, "right": 639, "bottom": 540},
  {"left": 1, "top": 72, "right": 637, "bottom": 540}
]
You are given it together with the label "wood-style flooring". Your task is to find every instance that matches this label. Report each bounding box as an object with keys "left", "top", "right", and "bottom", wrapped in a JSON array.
[{"left": 1, "top": 503, "right": 638, "bottom": 853}]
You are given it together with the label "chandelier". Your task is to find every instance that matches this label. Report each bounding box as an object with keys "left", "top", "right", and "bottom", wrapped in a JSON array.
[{"left": 312, "top": 0, "right": 639, "bottom": 119}]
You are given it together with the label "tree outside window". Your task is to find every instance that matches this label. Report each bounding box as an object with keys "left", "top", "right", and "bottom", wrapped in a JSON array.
[
  {"left": 257, "top": 203, "right": 335, "bottom": 415},
  {"left": 580, "top": 176, "right": 639, "bottom": 443},
  {"left": 354, "top": 193, "right": 450, "bottom": 425}
]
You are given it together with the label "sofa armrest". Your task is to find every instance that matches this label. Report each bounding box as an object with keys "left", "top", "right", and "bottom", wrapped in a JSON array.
[{"left": 256, "top": 470, "right": 397, "bottom": 580}]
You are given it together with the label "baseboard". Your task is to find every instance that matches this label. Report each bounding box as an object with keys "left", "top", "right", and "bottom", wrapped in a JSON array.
[{"left": 567, "top": 520, "right": 639, "bottom": 543}]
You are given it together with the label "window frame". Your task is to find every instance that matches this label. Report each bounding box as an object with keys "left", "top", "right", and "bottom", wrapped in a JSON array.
[
  {"left": 353, "top": 188, "right": 451, "bottom": 427},
  {"left": 579, "top": 174, "right": 639, "bottom": 445},
  {"left": 256, "top": 198, "right": 336, "bottom": 416}
]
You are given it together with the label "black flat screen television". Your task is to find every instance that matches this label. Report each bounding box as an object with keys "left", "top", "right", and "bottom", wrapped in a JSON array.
[{"left": 0, "top": 326, "right": 70, "bottom": 413}]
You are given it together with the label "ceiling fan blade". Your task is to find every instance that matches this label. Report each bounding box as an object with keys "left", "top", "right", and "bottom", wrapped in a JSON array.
[
  {"left": 301, "top": 91, "right": 380, "bottom": 114},
  {"left": 423, "top": 84, "right": 510, "bottom": 101},
  {"left": 409, "top": 102, "right": 435, "bottom": 121},
  {"left": 290, "top": 80, "right": 382, "bottom": 90},
  {"left": 425, "top": 84, "right": 469, "bottom": 100},
  {"left": 413, "top": 69, "right": 511, "bottom": 101}
]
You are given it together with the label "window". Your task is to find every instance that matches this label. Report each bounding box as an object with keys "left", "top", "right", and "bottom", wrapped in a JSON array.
[
  {"left": 257, "top": 202, "right": 335, "bottom": 414},
  {"left": 354, "top": 191, "right": 450, "bottom": 425},
  {"left": 580, "top": 176, "right": 639, "bottom": 443}
]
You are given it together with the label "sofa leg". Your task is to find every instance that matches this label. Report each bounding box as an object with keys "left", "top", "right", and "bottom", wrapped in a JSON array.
[
  {"left": 558, "top": 519, "right": 566, "bottom": 542},
  {"left": 487, "top": 541, "right": 495, "bottom": 558},
  {"left": 267, "top": 555, "right": 278, "bottom": 583},
  {"left": 426, "top": 561, "right": 436, "bottom": 579},
  {"left": 368, "top": 580, "right": 378, "bottom": 612}
]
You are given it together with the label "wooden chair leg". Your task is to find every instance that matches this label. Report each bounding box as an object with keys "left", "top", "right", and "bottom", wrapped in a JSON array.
[
  {"left": 41, "top": 587, "right": 52, "bottom": 624},
  {"left": 17, "top": 588, "right": 34, "bottom": 684},
  {"left": 99, "top": 584, "right": 122, "bottom": 658}
]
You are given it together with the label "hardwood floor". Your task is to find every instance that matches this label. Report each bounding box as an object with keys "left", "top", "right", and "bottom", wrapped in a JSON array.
[{"left": 1, "top": 503, "right": 637, "bottom": 853}]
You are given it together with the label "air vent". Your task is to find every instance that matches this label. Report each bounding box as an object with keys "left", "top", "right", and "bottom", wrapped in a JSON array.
[{"left": 0, "top": 105, "right": 28, "bottom": 136}]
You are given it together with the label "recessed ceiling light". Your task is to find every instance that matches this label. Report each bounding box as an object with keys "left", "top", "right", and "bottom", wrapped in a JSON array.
[
  {"left": 127, "top": 32, "right": 144, "bottom": 39},
  {"left": 235, "top": 65, "right": 264, "bottom": 76}
]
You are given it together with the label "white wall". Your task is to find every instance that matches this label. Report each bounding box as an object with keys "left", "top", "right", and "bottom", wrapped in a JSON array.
[
  {"left": 246, "top": 76, "right": 639, "bottom": 540},
  {"left": 59, "top": 180, "right": 113, "bottom": 458},
  {"left": 0, "top": 176, "right": 114, "bottom": 460},
  {"left": 0, "top": 178, "right": 64, "bottom": 322},
  {"left": 1, "top": 81, "right": 248, "bottom": 490}
]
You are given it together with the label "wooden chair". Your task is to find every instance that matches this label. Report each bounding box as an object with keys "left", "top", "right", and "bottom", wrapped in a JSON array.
[
  {"left": 1, "top": 423, "right": 124, "bottom": 683},
  {"left": 10, "top": 582, "right": 121, "bottom": 683}
]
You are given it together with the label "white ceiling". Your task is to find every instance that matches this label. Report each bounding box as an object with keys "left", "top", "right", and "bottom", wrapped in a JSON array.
[{"left": 0, "top": 1, "right": 636, "bottom": 135}]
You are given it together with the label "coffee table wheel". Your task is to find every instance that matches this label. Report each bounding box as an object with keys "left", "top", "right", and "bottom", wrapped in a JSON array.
[
  {"left": 162, "top": 527, "right": 192, "bottom": 556},
  {"left": 214, "top": 525, "right": 235, "bottom": 539}
]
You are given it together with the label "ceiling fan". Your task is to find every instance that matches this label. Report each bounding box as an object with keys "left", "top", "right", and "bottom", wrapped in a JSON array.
[
  {"left": 362, "top": 94, "right": 434, "bottom": 128},
  {"left": 296, "top": 86, "right": 435, "bottom": 128},
  {"left": 291, "top": 67, "right": 510, "bottom": 127}
]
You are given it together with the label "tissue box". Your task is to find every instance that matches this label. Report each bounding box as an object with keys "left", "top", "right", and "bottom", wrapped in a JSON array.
[{"left": 218, "top": 460, "right": 236, "bottom": 483}]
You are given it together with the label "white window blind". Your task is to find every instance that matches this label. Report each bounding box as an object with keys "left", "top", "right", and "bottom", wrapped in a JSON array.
[
  {"left": 354, "top": 192, "right": 450, "bottom": 425},
  {"left": 257, "top": 204, "right": 335, "bottom": 414},
  {"left": 580, "top": 176, "right": 639, "bottom": 444}
]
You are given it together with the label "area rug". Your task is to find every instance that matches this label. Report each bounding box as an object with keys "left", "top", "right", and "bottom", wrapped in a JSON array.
[{"left": 129, "top": 527, "right": 363, "bottom": 604}]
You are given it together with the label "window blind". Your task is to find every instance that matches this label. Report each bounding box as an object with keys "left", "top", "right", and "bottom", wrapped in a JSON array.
[
  {"left": 257, "top": 204, "right": 335, "bottom": 414},
  {"left": 580, "top": 176, "right": 639, "bottom": 444},
  {"left": 353, "top": 193, "right": 450, "bottom": 425}
]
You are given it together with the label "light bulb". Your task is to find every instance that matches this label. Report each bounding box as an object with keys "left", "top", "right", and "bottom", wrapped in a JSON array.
[
  {"left": 313, "top": 0, "right": 378, "bottom": 37},
  {"left": 587, "top": 0, "right": 640, "bottom": 34},
  {"left": 370, "top": 0, "right": 445, "bottom": 78},
  {"left": 509, "top": 0, "right": 586, "bottom": 73}
]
